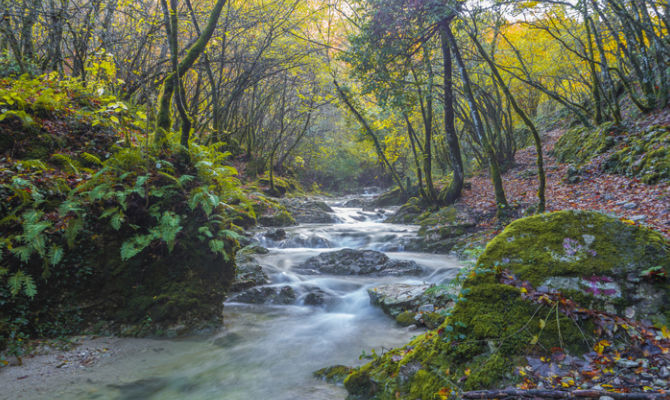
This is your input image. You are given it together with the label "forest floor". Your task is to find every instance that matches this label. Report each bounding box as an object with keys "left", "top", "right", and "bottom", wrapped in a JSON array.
[{"left": 459, "top": 111, "right": 670, "bottom": 239}]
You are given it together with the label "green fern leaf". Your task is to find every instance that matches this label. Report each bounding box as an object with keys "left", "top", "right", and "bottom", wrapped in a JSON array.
[
  {"left": 48, "top": 245, "right": 64, "bottom": 266},
  {"left": 81, "top": 152, "right": 103, "bottom": 166},
  {"left": 8, "top": 272, "right": 23, "bottom": 296},
  {"left": 51, "top": 153, "right": 80, "bottom": 174},
  {"left": 22, "top": 274, "right": 37, "bottom": 298},
  {"left": 11, "top": 245, "right": 34, "bottom": 263},
  {"left": 120, "top": 234, "right": 154, "bottom": 261}
]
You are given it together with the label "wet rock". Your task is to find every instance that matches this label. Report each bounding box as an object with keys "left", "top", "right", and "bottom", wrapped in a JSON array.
[
  {"left": 230, "top": 250, "right": 269, "bottom": 292},
  {"left": 314, "top": 365, "right": 353, "bottom": 385},
  {"left": 368, "top": 283, "right": 432, "bottom": 317},
  {"left": 385, "top": 197, "right": 423, "bottom": 224},
  {"left": 294, "top": 249, "right": 424, "bottom": 276},
  {"left": 258, "top": 209, "right": 296, "bottom": 227},
  {"left": 301, "top": 287, "right": 334, "bottom": 306},
  {"left": 228, "top": 286, "right": 296, "bottom": 305},
  {"left": 265, "top": 228, "right": 287, "bottom": 241},
  {"left": 343, "top": 198, "right": 370, "bottom": 208},
  {"left": 280, "top": 235, "right": 332, "bottom": 249},
  {"left": 280, "top": 199, "right": 337, "bottom": 224}
]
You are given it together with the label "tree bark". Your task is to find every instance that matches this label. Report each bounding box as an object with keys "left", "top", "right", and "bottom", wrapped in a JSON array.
[{"left": 437, "top": 19, "right": 464, "bottom": 206}]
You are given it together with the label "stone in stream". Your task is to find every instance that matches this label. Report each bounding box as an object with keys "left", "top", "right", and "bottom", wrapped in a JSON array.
[
  {"left": 230, "top": 246, "right": 270, "bottom": 292},
  {"left": 228, "top": 285, "right": 296, "bottom": 305},
  {"left": 368, "top": 283, "right": 458, "bottom": 328},
  {"left": 279, "top": 198, "right": 338, "bottom": 224},
  {"left": 368, "top": 283, "right": 432, "bottom": 318},
  {"left": 294, "top": 249, "right": 424, "bottom": 276}
]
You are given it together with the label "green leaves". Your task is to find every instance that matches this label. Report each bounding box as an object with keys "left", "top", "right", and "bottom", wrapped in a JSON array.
[{"left": 7, "top": 271, "right": 37, "bottom": 298}]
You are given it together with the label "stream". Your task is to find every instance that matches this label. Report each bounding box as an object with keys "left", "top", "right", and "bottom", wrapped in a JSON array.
[{"left": 7, "top": 196, "right": 463, "bottom": 400}]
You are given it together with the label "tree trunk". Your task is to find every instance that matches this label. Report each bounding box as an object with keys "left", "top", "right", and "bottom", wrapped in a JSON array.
[
  {"left": 437, "top": 20, "right": 464, "bottom": 206},
  {"left": 155, "top": 0, "right": 227, "bottom": 146}
]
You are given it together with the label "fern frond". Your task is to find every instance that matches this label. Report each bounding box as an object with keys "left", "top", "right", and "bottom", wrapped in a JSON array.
[
  {"left": 51, "top": 153, "right": 80, "bottom": 175},
  {"left": 81, "top": 152, "right": 103, "bottom": 166}
]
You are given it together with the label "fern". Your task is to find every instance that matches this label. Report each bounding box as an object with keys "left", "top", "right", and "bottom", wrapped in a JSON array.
[
  {"left": 81, "top": 152, "right": 103, "bottom": 166},
  {"left": 51, "top": 153, "right": 80, "bottom": 175},
  {"left": 7, "top": 271, "right": 36, "bottom": 298},
  {"left": 151, "top": 212, "right": 182, "bottom": 252},
  {"left": 47, "top": 245, "right": 64, "bottom": 266},
  {"left": 120, "top": 234, "right": 154, "bottom": 261},
  {"left": 17, "top": 159, "right": 48, "bottom": 171}
]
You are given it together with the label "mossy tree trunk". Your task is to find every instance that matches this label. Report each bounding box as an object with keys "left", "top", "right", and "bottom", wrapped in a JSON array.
[
  {"left": 468, "top": 31, "right": 546, "bottom": 213},
  {"left": 447, "top": 26, "right": 508, "bottom": 215},
  {"left": 437, "top": 20, "right": 464, "bottom": 206},
  {"left": 155, "top": 0, "right": 227, "bottom": 148}
]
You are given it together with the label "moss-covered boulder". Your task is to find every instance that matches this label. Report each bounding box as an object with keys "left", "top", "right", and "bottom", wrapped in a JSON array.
[
  {"left": 478, "top": 210, "right": 670, "bottom": 324},
  {"left": 343, "top": 211, "right": 670, "bottom": 399},
  {"left": 385, "top": 197, "right": 423, "bottom": 224},
  {"left": 603, "top": 125, "right": 669, "bottom": 184}
]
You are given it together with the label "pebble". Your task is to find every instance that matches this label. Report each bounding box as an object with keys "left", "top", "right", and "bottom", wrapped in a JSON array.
[
  {"left": 660, "top": 366, "right": 670, "bottom": 379},
  {"left": 630, "top": 214, "right": 647, "bottom": 222},
  {"left": 615, "top": 359, "right": 639, "bottom": 368},
  {"left": 654, "top": 379, "right": 667, "bottom": 387},
  {"left": 623, "top": 202, "right": 637, "bottom": 209},
  {"left": 599, "top": 396, "right": 614, "bottom": 400}
]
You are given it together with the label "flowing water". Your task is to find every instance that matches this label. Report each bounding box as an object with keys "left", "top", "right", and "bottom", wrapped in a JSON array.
[{"left": 9, "top": 196, "right": 463, "bottom": 400}]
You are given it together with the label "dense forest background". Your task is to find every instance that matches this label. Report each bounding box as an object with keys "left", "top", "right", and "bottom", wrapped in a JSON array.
[{"left": 1, "top": 0, "right": 668, "bottom": 366}]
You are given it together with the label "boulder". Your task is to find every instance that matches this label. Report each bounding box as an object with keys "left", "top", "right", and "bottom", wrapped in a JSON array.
[
  {"left": 343, "top": 211, "right": 670, "bottom": 399},
  {"left": 368, "top": 283, "right": 432, "bottom": 318},
  {"left": 230, "top": 247, "right": 270, "bottom": 292},
  {"left": 228, "top": 285, "right": 296, "bottom": 305},
  {"left": 294, "top": 249, "right": 424, "bottom": 276},
  {"left": 477, "top": 210, "right": 670, "bottom": 324},
  {"left": 280, "top": 199, "right": 337, "bottom": 224}
]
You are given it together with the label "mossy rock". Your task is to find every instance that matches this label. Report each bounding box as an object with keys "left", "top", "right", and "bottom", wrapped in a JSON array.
[
  {"left": 314, "top": 365, "right": 353, "bottom": 385},
  {"left": 477, "top": 210, "right": 670, "bottom": 324},
  {"left": 342, "top": 211, "right": 670, "bottom": 399},
  {"left": 372, "top": 186, "right": 407, "bottom": 207},
  {"left": 553, "top": 122, "right": 618, "bottom": 164},
  {"left": 603, "top": 125, "right": 669, "bottom": 184},
  {"left": 385, "top": 197, "right": 423, "bottom": 224}
]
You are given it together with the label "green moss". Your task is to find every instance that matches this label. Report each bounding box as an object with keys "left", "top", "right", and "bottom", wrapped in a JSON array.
[
  {"left": 395, "top": 311, "right": 416, "bottom": 327},
  {"left": 604, "top": 125, "right": 669, "bottom": 183},
  {"left": 343, "top": 211, "right": 669, "bottom": 399},
  {"left": 314, "top": 365, "right": 353, "bottom": 385},
  {"left": 408, "top": 369, "right": 441, "bottom": 399},
  {"left": 554, "top": 122, "right": 617, "bottom": 164}
]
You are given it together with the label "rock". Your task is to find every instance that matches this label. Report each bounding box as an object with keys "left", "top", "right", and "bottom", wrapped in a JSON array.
[
  {"left": 343, "top": 198, "right": 369, "bottom": 208},
  {"left": 623, "top": 202, "right": 637, "bottom": 209},
  {"left": 342, "top": 210, "right": 670, "bottom": 400},
  {"left": 314, "top": 365, "right": 353, "bottom": 385},
  {"left": 477, "top": 210, "right": 670, "bottom": 324},
  {"left": 258, "top": 209, "right": 296, "bottom": 227},
  {"left": 368, "top": 284, "right": 432, "bottom": 317},
  {"left": 630, "top": 214, "right": 647, "bottom": 222},
  {"left": 385, "top": 197, "right": 423, "bottom": 224},
  {"left": 294, "top": 249, "right": 424, "bottom": 276},
  {"left": 599, "top": 396, "right": 614, "bottom": 400},
  {"left": 395, "top": 311, "right": 417, "bottom": 327},
  {"left": 417, "top": 304, "right": 435, "bottom": 313},
  {"left": 615, "top": 359, "right": 639, "bottom": 368},
  {"left": 280, "top": 199, "right": 337, "bottom": 224},
  {"left": 660, "top": 366, "right": 670, "bottom": 379},
  {"left": 228, "top": 286, "right": 296, "bottom": 305},
  {"left": 230, "top": 250, "right": 269, "bottom": 292},
  {"left": 265, "top": 228, "right": 287, "bottom": 241}
]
